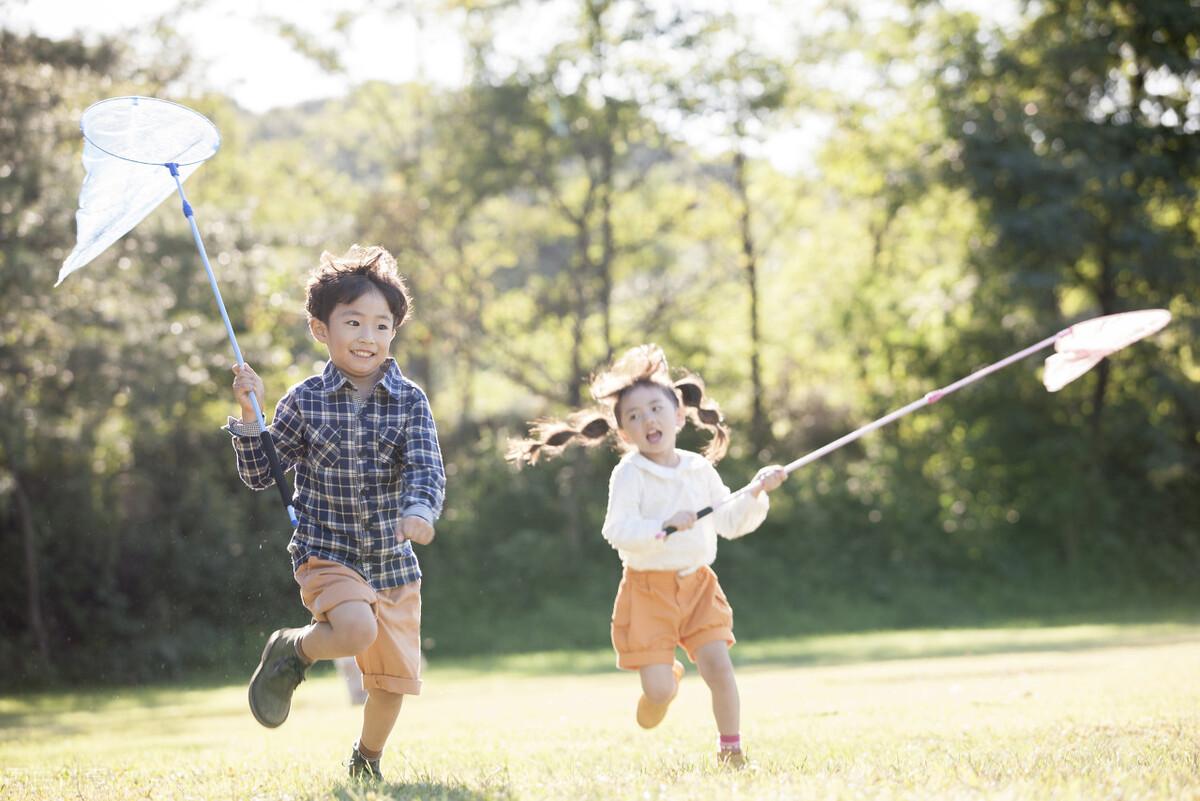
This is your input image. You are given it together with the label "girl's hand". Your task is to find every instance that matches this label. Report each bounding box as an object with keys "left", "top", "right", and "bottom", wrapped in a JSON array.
[
  {"left": 231, "top": 363, "right": 266, "bottom": 422},
  {"left": 397, "top": 516, "right": 435, "bottom": 546},
  {"left": 751, "top": 465, "right": 787, "bottom": 496},
  {"left": 663, "top": 509, "right": 697, "bottom": 533}
]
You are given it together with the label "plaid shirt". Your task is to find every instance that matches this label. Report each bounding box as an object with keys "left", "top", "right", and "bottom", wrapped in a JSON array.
[{"left": 225, "top": 358, "right": 445, "bottom": 590}]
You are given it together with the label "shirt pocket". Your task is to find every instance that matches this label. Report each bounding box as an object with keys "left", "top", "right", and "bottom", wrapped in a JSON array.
[
  {"left": 378, "top": 425, "right": 405, "bottom": 467},
  {"left": 309, "top": 423, "right": 341, "bottom": 469}
]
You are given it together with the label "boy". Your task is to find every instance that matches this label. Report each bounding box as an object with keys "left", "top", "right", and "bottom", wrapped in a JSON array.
[{"left": 225, "top": 244, "right": 445, "bottom": 781}]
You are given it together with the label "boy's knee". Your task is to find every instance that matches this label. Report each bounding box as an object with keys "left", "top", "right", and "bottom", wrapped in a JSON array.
[
  {"left": 332, "top": 606, "right": 378, "bottom": 653},
  {"left": 345, "top": 617, "right": 378, "bottom": 652}
]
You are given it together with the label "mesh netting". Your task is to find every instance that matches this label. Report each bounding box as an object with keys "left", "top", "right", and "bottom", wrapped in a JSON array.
[
  {"left": 58, "top": 97, "right": 220, "bottom": 285},
  {"left": 1043, "top": 309, "right": 1172, "bottom": 391}
]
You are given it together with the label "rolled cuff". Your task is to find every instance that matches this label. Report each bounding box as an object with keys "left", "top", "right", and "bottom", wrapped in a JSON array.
[
  {"left": 681, "top": 627, "right": 735, "bottom": 662},
  {"left": 224, "top": 416, "right": 263, "bottom": 436},
  {"left": 361, "top": 672, "right": 422, "bottom": 696},
  {"left": 615, "top": 648, "right": 679, "bottom": 671},
  {"left": 402, "top": 503, "right": 435, "bottom": 525}
]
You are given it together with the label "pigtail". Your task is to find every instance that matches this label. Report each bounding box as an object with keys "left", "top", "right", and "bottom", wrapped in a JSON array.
[
  {"left": 674, "top": 373, "right": 730, "bottom": 463},
  {"left": 507, "top": 343, "right": 732, "bottom": 468},
  {"left": 506, "top": 410, "right": 615, "bottom": 467}
]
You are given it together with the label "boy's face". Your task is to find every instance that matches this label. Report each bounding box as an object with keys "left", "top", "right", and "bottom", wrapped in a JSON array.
[
  {"left": 309, "top": 288, "right": 397, "bottom": 385},
  {"left": 616, "top": 383, "right": 685, "bottom": 465}
]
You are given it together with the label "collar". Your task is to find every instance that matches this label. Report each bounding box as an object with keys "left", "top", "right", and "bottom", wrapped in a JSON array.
[
  {"left": 625, "top": 449, "right": 708, "bottom": 479},
  {"left": 319, "top": 357, "right": 406, "bottom": 399}
]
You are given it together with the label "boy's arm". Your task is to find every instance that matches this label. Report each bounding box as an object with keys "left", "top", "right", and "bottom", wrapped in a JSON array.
[
  {"left": 225, "top": 390, "right": 305, "bottom": 490},
  {"left": 399, "top": 387, "right": 446, "bottom": 524}
]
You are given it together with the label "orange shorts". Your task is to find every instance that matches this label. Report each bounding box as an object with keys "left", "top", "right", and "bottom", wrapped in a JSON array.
[
  {"left": 294, "top": 558, "right": 422, "bottom": 696},
  {"left": 610, "top": 564, "right": 735, "bottom": 670}
]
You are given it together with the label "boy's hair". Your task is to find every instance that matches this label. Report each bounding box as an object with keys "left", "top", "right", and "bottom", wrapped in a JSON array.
[
  {"left": 506, "top": 344, "right": 729, "bottom": 466},
  {"left": 305, "top": 244, "right": 412, "bottom": 327}
]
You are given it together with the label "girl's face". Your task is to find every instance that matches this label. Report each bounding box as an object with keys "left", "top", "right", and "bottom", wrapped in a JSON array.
[
  {"left": 308, "top": 288, "right": 396, "bottom": 387},
  {"left": 616, "top": 383, "right": 685, "bottom": 466}
]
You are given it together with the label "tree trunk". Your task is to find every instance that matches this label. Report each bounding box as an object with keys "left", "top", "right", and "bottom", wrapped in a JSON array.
[
  {"left": 733, "top": 146, "right": 767, "bottom": 454},
  {"left": 14, "top": 475, "right": 51, "bottom": 667}
]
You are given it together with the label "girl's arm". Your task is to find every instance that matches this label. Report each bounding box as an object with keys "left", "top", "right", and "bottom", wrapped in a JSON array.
[
  {"left": 601, "top": 464, "right": 668, "bottom": 553},
  {"left": 707, "top": 464, "right": 770, "bottom": 540}
]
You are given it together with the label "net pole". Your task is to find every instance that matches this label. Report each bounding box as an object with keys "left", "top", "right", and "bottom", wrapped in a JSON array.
[
  {"left": 659, "top": 331, "right": 1062, "bottom": 537},
  {"left": 166, "top": 163, "right": 299, "bottom": 527}
]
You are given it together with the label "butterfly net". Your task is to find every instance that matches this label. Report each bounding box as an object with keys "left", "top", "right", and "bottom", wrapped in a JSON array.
[
  {"left": 57, "top": 96, "right": 220, "bottom": 285},
  {"left": 1043, "top": 309, "right": 1172, "bottom": 392}
]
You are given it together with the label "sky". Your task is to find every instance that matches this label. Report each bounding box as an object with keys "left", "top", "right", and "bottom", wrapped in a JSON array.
[
  {"left": 2, "top": 0, "right": 1020, "bottom": 172},
  {"left": 1, "top": 0, "right": 470, "bottom": 111},
  {"left": 1, "top": 0, "right": 1019, "bottom": 110}
]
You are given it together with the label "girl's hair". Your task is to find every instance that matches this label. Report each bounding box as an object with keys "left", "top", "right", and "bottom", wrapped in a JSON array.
[
  {"left": 506, "top": 344, "right": 730, "bottom": 466},
  {"left": 305, "top": 244, "right": 412, "bottom": 327}
]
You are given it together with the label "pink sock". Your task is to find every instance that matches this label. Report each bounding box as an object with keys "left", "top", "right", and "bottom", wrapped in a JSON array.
[{"left": 719, "top": 734, "right": 741, "bottom": 752}]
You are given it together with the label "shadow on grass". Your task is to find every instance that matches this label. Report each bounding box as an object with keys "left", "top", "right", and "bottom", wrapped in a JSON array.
[{"left": 315, "top": 777, "right": 514, "bottom": 801}]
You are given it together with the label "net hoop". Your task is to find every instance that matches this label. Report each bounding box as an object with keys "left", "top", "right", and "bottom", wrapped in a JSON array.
[{"left": 80, "top": 96, "right": 221, "bottom": 167}]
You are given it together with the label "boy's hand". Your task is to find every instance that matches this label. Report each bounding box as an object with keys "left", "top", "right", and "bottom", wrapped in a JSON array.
[
  {"left": 751, "top": 465, "right": 787, "bottom": 497},
  {"left": 231, "top": 363, "right": 266, "bottom": 422},
  {"left": 397, "top": 516, "right": 435, "bottom": 546},
  {"left": 662, "top": 509, "right": 697, "bottom": 533}
]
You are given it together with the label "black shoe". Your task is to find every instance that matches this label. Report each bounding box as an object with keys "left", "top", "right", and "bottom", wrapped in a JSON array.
[
  {"left": 248, "top": 628, "right": 309, "bottom": 728},
  {"left": 347, "top": 745, "right": 382, "bottom": 781}
]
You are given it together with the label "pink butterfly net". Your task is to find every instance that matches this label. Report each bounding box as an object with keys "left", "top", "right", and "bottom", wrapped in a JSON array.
[{"left": 1043, "top": 309, "right": 1172, "bottom": 392}]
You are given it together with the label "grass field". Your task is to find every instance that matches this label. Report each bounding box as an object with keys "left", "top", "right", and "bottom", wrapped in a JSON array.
[{"left": 2, "top": 622, "right": 1199, "bottom": 800}]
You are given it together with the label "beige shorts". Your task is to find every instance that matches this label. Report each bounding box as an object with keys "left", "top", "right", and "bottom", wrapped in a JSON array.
[
  {"left": 610, "top": 564, "right": 735, "bottom": 670},
  {"left": 294, "top": 558, "right": 422, "bottom": 695}
]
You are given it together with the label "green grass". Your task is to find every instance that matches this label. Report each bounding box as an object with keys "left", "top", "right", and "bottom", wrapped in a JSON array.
[{"left": 3, "top": 622, "right": 1199, "bottom": 800}]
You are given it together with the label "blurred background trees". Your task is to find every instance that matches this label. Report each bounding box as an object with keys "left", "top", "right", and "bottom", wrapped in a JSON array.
[{"left": 1, "top": 0, "right": 1196, "bottom": 688}]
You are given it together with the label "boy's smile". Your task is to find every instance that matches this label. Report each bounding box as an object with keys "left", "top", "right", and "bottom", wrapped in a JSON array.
[
  {"left": 617, "top": 383, "right": 685, "bottom": 466},
  {"left": 309, "top": 288, "right": 397, "bottom": 392}
]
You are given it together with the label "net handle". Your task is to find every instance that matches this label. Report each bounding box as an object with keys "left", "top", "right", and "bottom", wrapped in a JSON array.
[
  {"left": 167, "top": 163, "right": 298, "bottom": 527},
  {"left": 658, "top": 309, "right": 1169, "bottom": 538}
]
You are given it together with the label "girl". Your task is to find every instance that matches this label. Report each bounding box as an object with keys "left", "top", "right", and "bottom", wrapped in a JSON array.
[{"left": 508, "top": 344, "right": 786, "bottom": 768}]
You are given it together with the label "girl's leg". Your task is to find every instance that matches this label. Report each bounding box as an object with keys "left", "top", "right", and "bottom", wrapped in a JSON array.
[
  {"left": 297, "top": 600, "right": 378, "bottom": 662},
  {"left": 636, "top": 660, "right": 685, "bottom": 729},
  {"left": 639, "top": 663, "right": 678, "bottom": 706},
  {"left": 358, "top": 688, "right": 405, "bottom": 754},
  {"left": 694, "top": 640, "right": 739, "bottom": 735}
]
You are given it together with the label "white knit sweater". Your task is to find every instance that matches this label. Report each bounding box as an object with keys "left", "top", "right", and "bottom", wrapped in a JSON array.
[{"left": 600, "top": 449, "right": 770, "bottom": 573}]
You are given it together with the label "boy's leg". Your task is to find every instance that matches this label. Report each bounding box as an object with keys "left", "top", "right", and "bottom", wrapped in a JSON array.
[
  {"left": 296, "top": 600, "right": 377, "bottom": 660},
  {"left": 335, "top": 656, "right": 369, "bottom": 705},
  {"left": 345, "top": 580, "right": 422, "bottom": 780},
  {"left": 360, "top": 688, "right": 405, "bottom": 752},
  {"left": 347, "top": 688, "right": 404, "bottom": 781},
  {"left": 249, "top": 559, "right": 378, "bottom": 729}
]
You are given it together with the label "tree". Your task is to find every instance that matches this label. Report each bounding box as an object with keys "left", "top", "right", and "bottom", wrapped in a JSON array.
[{"left": 932, "top": 0, "right": 1200, "bottom": 564}]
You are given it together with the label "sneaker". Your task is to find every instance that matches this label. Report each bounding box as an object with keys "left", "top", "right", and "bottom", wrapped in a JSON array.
[
  {"left": 636, "top": 659, "right": 685, "bottom": 729},
  {"left": 717, "top": 749, "right": 748, "bottom": 769},
  {"left": 347, "top": 745, "right": 382, "bottom": 781},
  {"left": 248, "top": 627, "right": 310, "bottom": 728}
]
